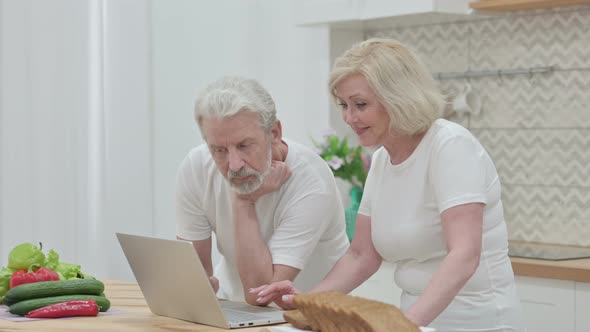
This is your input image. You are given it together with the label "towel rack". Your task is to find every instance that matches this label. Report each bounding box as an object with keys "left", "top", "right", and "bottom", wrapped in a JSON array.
[{"left": 433, "top": 66, "right": 554, "bottom": 80}]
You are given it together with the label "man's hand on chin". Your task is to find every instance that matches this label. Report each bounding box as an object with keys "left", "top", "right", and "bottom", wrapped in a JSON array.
[{"left": 236, "top": 161, "right": 292, "bottom": 203}]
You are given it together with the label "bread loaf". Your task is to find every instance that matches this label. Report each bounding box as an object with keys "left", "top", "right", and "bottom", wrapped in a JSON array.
[
  {"left": 284, "top": 309, "right": 312, "bottom": 330},
  {"left": 283, "top": 291, "right": 420, "bottom": 332}
]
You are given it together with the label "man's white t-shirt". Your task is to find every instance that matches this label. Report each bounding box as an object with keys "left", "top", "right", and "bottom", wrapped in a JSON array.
[
  {"left": 359, "top": 119, "right": 525, "bottom": 331},
  {"left": 176, "top": 138, "right": 350, "bottom": 301}
]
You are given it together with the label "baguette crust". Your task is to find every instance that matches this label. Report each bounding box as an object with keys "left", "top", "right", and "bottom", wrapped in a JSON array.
[{"left": 284, "top": 291, "right": 420, "bottom": 332}]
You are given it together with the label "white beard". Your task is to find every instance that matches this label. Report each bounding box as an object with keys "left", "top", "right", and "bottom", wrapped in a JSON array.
[{"left": 228, "top": 147, "right": 272, "bottom": 195}]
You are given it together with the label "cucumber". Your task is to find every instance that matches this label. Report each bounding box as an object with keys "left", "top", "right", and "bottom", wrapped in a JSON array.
[
  {"left": 9, "top": 294, "right": 111, "bottom": 316},
  {"left": 3, "top": 279, "right": 104, "bottom": 306}
]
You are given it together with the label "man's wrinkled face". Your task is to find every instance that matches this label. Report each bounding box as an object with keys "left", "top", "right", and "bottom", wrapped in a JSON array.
[{"left": 201, "top": 111, "right": 273, "bottom": 194}]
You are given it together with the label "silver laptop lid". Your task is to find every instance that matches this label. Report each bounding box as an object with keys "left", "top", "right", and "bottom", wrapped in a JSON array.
[{"left": 116, "top": 233, "right": 230, "bottom": 329}]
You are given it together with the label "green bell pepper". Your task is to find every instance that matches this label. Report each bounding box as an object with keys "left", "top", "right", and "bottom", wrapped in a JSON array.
[{"left": 8, "top": 242, "right": 46, "bottom": 271}]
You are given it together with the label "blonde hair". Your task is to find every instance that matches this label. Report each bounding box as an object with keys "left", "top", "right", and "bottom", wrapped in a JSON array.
[{"left": 329, "top": 38, "right": 444, "bottom": 136}]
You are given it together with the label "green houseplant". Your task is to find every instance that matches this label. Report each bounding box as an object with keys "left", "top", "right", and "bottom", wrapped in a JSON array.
[{"left": 314, "top": 129, "right": 370, "bottom": 241}]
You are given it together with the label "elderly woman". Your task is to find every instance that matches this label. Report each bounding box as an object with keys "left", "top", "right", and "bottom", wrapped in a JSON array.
[{"left": 252, "top": 38, "right": 525, "bottom": 332}]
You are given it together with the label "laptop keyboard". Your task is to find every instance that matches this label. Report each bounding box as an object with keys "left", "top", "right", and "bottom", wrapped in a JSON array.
[
  {"left": 223, "top": 308, "right": 274, "bottom": 321},
  {"left": 220, "top": 301, "right": 284, "bottom": 323}
]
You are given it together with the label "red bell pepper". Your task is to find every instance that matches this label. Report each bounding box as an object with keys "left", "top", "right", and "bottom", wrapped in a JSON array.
[
  {"left": 25, "top": 300, "right": 99, "bottom": 318},
  {"left": 9, "top": 267, "right": 60, "bottom": 289}
]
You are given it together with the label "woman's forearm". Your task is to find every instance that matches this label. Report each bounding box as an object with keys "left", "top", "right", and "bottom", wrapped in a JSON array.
[
  {"left": 404, "top": 249, "right": 479, "bottom": 326},
  {"left": 312, "top": 246, "right": 382, "bottom": 294}
]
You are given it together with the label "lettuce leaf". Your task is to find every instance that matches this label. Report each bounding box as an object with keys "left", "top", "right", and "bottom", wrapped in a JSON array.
[
  {"left": 0, "top": 267, "right": 16, "bottom": 304},
  {"left": 55, "top": 261, "right": 81, "bottom": 280},
  {"left": 43, "top": 249, "right": 60, "bottom": 271}
]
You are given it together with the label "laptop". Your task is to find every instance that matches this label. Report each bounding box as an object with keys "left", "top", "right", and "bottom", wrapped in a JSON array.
[{"left": 116, "top": 232, "right": 286, "bottom": 329}]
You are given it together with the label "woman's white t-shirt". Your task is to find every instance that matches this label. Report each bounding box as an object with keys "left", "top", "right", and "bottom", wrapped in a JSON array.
[{"left": 359, "top": 119, "right": 525, "bottom": 332}]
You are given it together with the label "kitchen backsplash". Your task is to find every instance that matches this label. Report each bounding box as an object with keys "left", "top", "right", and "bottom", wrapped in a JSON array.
[{"left": 366, "top": 7, "right": 590, "bottom": 246}]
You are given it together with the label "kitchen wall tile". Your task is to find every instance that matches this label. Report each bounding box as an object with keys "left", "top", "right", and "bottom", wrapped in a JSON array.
[
  {"left": 466, "top": 71, "right": 590, "bottom": 128},
  {"left": 470, "top": 9, "right": 590, "bottom": 71},
  {"left": 369, "top": 23, "right": 469, "bottom": 73},
  {"left": 503, "top": 184, "right": 590, "bottom": 246},
  {"left": 473, "top": 128, "right": 590, "bottom": 188}
]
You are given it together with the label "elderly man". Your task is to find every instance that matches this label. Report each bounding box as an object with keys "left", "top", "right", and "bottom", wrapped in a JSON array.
[{"left": 176, "top": 76, "right": 349, "bottom": 306}]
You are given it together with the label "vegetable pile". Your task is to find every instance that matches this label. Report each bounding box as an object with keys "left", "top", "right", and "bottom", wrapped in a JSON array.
[{"left": 0, "top": 242, "right": 110, "bottom": 318}]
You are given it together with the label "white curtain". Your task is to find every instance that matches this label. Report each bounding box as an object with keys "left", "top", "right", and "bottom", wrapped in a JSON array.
[{"left": 0, "top": 0, "right": 153, "bottom": 281}]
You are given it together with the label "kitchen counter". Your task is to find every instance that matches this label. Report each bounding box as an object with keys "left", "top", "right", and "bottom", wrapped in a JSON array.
[
  {"left": 0, "top": 280, "right": 277, "bottom": 331},
  {"left": 510, "top": 241, "right": 590, "bottom": 283}
]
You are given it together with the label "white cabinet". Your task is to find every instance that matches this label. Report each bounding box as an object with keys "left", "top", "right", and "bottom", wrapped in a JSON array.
[
  {"left": 295, "top": 0, "right": 472, "bottom": 25},
  {"left": 515, "top": 276, "right": 576, "bottom": 332},
  {"left": 575, "top": 282, "right": 590, "bottom": 332},
  {"left": 515, "top": 276, "right": 590, "bottom": 332}
]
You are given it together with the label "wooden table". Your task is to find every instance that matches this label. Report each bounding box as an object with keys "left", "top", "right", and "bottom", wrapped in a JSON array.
[{"left": 0, "top": 280, "right": 275, "bottom": 332}]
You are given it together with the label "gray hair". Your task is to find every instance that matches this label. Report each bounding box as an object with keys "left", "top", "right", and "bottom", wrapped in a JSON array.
[
  {"left": 194, "top": 76, "right": 277, "bottom": 134},
  {"left": 329, "top": 38, "right": 445, "bottom": 136}
]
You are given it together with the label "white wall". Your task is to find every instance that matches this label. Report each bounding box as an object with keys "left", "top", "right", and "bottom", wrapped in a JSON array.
[
  {"left": 151, "top": 0, "right": 333, "bottom": 241},
  {"left": 98, "top": 0, "right": 154, "bottom": 280}
]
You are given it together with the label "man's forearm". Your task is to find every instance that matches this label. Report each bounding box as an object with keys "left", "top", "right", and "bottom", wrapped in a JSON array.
[
  {"left": 232, "top": 198, "right": 274, "bottom": 303},
  {"left": 181, "top": 236, "right": 214, "bottom": 276}
]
